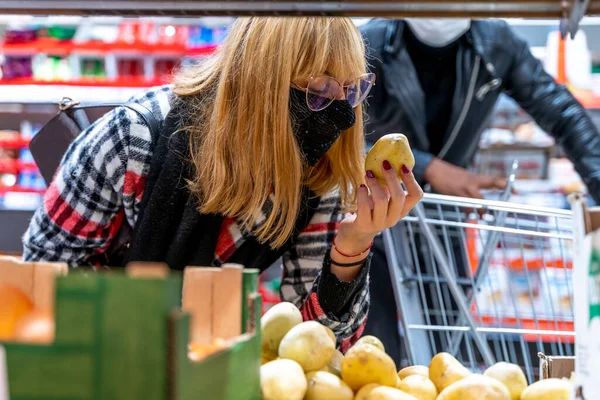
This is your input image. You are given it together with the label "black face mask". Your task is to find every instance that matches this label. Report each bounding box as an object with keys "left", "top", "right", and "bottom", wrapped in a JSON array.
[{"left": 289, "top": 88, "right": 356, "bottom": 166}]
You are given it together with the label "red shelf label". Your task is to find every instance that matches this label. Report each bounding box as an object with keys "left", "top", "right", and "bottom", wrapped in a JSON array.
[{"left": 0, "top": 137, "right": 30, "bottom": 149}]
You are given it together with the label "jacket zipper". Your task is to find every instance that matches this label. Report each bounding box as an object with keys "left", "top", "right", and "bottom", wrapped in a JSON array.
[
  {"left": 476, "top": 78, "right": 502, "bottom": 100},
  {"left": 437, "top": 55, "right": 481, "bottom": 160}
]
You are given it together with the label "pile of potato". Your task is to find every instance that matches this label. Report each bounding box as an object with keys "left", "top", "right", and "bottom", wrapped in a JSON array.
[{"left": 259, "top": 302, "right": 573, "bottom": 400}]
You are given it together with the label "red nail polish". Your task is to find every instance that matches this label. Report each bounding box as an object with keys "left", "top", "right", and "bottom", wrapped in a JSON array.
[
  {"left": 401, "top": 165, "right": 411, "bottom": 174},
  {"left": 366, "top": 170, "right": 375, "bottom": 179},
  {"left": 360, "top": 184, "right": 366, "bottom": 188},
  {"left": 383, "top": 160, "right": 392, "bottom": 171}
]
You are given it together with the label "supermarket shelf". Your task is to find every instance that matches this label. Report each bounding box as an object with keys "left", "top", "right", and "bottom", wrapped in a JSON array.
[
  {"left": 0, "top": 186, "right": 45, "bottom": 195},
  {"left": 0, "top": 80, "right": 598, "bottom": 108},
  {"left": 0, "top": 83, "right": 150, "bottom": 104},
  {"left": 1, "top": 38, "right": 217, "bottom": 57},
  {"left": 0, "top": 0, "right": 599, "bottom": 18},
  {"left": 0, "top": 136, "right": 30, "bottom": 148},
  {"left": 0, "top": 159, "right": 37, "bottom": 174},
  {"left": 0, "top": 77, "right": 165, "bottom": 88}
]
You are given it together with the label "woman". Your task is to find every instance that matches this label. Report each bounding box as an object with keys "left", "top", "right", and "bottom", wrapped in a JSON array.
[{"left": 23, "top": 17, "right": 422, "bottom": 350}]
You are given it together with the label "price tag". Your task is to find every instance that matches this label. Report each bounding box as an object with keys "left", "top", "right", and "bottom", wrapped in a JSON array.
[{"left": 0, "top": 346, "right": 8, "bottom": 400}]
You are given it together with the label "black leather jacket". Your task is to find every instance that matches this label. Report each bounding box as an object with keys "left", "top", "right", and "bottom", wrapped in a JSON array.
[{"left": 361, "top": 19, "right": 600, "bottom": 202}]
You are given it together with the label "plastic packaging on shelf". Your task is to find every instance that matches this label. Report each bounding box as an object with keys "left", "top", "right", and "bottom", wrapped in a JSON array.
[
  {"left": 154, "top": 58, "right": 178, "bottom": 80},
  {"left": 117, "top": 20, "right": 155, "bottom": 45},
  {"left": 157, "top": 24, "right": 188, "bottom": 47},
  {"left": 2, "top": 28, "right": 37, "bottom": 45},
  {"left": 79, "top": 57, "right": 106, "bottom": 79},
  {"left": 0, "top": 57, "right": 33, "bottom": 80},
  {"left": 32, "top": 55, "right": 72, "bottom": 81}
]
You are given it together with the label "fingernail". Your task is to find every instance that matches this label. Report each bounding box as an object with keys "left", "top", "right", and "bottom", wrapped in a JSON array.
[
  {"left": 383, "top": 160, "right": 392, "bottom": 171},
  {"left": 360, "top": 184, "right": 366, "bottom": 188},
  {"left": 401, "top": 165, "right": 411, "bottom": 174},
  {"left": 366, "top": 170, "right": 375, "bottom": 179}
]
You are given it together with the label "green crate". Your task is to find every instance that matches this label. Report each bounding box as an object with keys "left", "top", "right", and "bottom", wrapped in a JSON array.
[{"left": 3, "top": 269, "right": 261, "bottom": 400}]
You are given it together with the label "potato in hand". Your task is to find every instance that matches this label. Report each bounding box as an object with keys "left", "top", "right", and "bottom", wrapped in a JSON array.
[{"left": 365, "top": 133, "right": 415, "bottom": 184}]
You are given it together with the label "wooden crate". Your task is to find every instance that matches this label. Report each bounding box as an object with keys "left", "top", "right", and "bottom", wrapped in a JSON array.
[{"left": 2, "top": 267, "right": 261, "bottom": 400}]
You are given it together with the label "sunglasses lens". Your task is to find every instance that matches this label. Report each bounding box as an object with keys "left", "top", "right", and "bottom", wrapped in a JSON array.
[
  {"left": 306, "top": 76, "right": 340, "bottom": 111},
  {"left": 347, "top": 74, "right": 375, "bottom": 108}
]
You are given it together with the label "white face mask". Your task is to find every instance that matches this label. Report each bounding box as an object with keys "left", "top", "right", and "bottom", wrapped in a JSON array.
[{"left": 405, "top": 18, "right": 471, "bottom": 47}]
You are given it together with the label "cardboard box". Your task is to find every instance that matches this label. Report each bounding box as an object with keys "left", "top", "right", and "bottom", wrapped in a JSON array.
[
  {"left": 2, "top": 262, "right": 262, "bottom": 400},
  {"left": 538, "top": 353, "right": 575, "bottom": 380},
  {"left": 571, "top": 195, "right": 600, "bottom": 399},
  {"left": 0, "top": 256, "right": 68, "bottom": 311}
]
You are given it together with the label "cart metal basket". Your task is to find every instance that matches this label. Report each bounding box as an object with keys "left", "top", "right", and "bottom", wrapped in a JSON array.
[{"left": 384, "top": 173, "right": 575, "bottom": 382}]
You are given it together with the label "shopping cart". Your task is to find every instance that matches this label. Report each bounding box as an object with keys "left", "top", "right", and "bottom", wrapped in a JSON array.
[{"left": 383, "top": 165, "right": 575, "bottom": 383}]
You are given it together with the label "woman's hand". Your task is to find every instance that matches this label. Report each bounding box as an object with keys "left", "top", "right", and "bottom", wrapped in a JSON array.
[
  {"left": 338, "top": 160, "right": 423, "bottom": 251},
  {"left": 330, "top": 160, "right": 423, "bottom": 282}
]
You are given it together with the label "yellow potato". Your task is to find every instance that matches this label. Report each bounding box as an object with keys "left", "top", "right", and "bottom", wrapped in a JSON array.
[
  {"left": 354, "top": 383, "right": 382, "bottom": 400},
  {"left": 262, "top": 353, "right": 277, "bottom": 365},
  {"left": 323, "top": 325, "right": 337, "bottom": 346},
  {"left": 396, "top": 375, "right": 402, "bottom": 388},
  {"left": 397, "top": 366, "right": 429, "bottom": 380},
  {"left": 305, "top": 371, "right": 354, "bottom": 400},
  {"left": 279, "top": 321, "right": 335, "bottom": 372},
  {"left": 484, "top": 362, "right": 528, "bottom": 400},
  {"left": 320, "top": 349, "right": 344, "bottom": 377},
  {"left": 341, "top": 343, "right": 397, "bottom": 390},
  {"left": 365, "top": 133, "right": 415, "bottom": 184},
  {"left": 367, "top": 386, "right": 419, "bottom": 400},
  {"left": 261, "top": 302, "right": 303, "bottom": 359},
  {"left": 436, "top": 374, "right": 510, "bottom": 400},
  {"left": 396, "top": 375, "right": 437, "bottom": 400},
  {"left": 520, "top": 378, "right": 571, "bottom": 400},
  {"left": 355, "top": 335, "right": 385, "bottom": 353},
  {"left": 428, "top": 352, "right": 471, "bottom": 393},
  {"left": 260, "top": 359, "right": 307, "bottom": 400}
]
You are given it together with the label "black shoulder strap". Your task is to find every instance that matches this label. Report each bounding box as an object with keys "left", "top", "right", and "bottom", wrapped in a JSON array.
[{"left": 122, "top": 102, "right": 160, "bottom": 141}]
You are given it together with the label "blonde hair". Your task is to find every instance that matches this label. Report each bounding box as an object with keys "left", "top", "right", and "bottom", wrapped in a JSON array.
[{"left": 173, "top": 17, "right": 366, "bottom": 248}]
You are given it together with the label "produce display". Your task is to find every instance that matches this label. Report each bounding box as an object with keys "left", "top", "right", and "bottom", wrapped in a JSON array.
[{"left": 259, "top": 301, "right": 575, "bottom": 400}]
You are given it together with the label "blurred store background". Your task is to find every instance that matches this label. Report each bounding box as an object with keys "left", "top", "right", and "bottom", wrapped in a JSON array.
[{"left": 1, "top": 16, "right": 599, "bottom": 309}]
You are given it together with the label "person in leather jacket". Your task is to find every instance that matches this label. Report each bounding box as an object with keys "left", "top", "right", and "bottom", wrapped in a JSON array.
[{"left": 360, "top": 18, "right": 600, "bottom": 366}]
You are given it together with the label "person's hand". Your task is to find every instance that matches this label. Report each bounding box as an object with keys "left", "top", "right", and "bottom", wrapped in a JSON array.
[
  {"left": 424, "top": 158, "right": 508, "bottom": 199},
  {"left": 335, "top": 160, "right": 424, "bottom": 256},
  {"left": 328, "top": 160, "right": 423, "bottom": 282}
]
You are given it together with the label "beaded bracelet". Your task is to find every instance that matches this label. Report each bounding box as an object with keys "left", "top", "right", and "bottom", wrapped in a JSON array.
[{"left": 332, "top": 235, "right": 374, "bottom": 258}]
